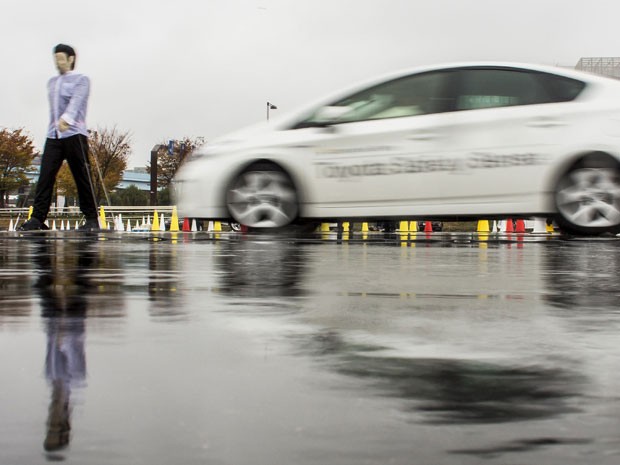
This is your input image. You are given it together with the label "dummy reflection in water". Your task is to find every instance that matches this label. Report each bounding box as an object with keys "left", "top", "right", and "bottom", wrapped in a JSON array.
[{"left": 33, "top": 240, "right": 93, "bottom": 454}]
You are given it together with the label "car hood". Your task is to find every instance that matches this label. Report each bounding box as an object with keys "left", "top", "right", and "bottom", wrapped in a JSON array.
[{"left": 192, "top": 121, "right": 283, "bottom": 157}]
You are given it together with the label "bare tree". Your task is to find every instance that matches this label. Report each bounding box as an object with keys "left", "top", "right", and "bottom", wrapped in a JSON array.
[{"left": 147, "top": 136, "right": 202, "bottom": 188}]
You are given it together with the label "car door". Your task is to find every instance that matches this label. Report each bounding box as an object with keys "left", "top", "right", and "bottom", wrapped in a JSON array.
[
  {"left": 285, "top": 70, "right": 459, "bottom": 217},
  {"left": 432, "top": 67, "right": 584, "bottom": 215}
]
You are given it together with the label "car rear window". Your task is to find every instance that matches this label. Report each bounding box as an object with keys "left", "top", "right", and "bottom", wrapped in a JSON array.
[
  {"left": 537, "top": 73, "right": 585, "bottom": 102},
  {"left": 454, "top": 68, "right": 585, "bottom": 111}
]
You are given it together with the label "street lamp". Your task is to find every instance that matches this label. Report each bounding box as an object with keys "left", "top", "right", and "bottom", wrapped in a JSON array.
[{"left": 267, "top": 101, "right": 277, "bottom": 121}]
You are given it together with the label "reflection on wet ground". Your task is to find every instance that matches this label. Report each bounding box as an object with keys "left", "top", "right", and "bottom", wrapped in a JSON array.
[
  {"left": 299, "top": 331, "right": 584, "bottom": 425},
  {"left": 0, "top": 232, "right": 619, "bottom": 464}
]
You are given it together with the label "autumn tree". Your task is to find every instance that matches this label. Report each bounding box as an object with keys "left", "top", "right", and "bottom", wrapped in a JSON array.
[
  {"left": 0, "top": 128, "right": 37, "bottom": 207},
  {"left": 148, "top": 136, "right": 202, "bottom": 189},
  {"left": 57, "top": 126, "right": 131, "bottom": 205}
]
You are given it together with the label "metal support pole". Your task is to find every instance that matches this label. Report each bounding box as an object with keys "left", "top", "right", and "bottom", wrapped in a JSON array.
[{"left": 150, "top": 145, "right": 162, "bottom": 206}]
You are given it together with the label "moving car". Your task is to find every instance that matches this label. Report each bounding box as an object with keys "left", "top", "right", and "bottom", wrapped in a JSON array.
[{"left": 173, "top": 62, "right": 620, "bottom": 235}]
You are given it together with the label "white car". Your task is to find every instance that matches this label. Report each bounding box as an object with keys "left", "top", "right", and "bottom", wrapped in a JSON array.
[{"left": 174, "top": 62, "right": 620, "bottom": 235}]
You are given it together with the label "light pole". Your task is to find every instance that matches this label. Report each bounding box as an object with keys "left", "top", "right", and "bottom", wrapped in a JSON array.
[{"left": 267, "top": 101, "right": 277, "bottom": 121}]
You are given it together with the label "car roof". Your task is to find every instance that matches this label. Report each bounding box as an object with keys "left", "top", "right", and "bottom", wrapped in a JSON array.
[{"left": 360, "top": 61, "right": 616, "bottom": 87}]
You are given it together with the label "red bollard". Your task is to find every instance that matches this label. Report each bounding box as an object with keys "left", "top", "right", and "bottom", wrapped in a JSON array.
[{"left": 515, "top": 219, "right": 526, "bottom": 233}]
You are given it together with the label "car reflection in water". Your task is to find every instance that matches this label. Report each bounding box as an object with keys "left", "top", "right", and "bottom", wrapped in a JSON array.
[
  {"left": 543, "top": 240, "right": 620, "bottom": 311},
  {"left": 298, "top": 329, "right": 584, "bottom": 426},
  {"left": 215, "top": 237, "right": 308, "bottom": 299},
  {"left": 216, "top": 238, "right": 585, "bottom": 429},
  {"left": 33, "top": 240, "right": 93, "bottom": 456},
  {"left": 147, "top": 239, "right": 185, "bottom": 320}
]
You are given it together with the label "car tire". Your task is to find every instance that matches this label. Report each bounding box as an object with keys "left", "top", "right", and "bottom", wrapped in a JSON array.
[
  {"left": 554, "top": 161, "right": 620, "bottom": 235},
  {"left": 226, "top": 164, "right": 299, "bottom": 229}
]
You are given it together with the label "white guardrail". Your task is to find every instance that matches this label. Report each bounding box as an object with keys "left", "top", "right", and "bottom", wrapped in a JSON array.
[{"left": 0, "top": 205, "right": 175, "bottom": 216}]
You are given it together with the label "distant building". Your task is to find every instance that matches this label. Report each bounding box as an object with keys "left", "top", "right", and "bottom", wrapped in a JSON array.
[
  {"left": 118, "top": 168, "right": 150, "bottom": 191},
  {"left": 575, "top": 57, "right": 620, "bottom": 79}
]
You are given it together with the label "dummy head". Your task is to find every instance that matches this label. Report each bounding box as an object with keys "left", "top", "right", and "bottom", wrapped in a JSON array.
[{"left": 53, "top": 44, "right": 76, "bottom": 74}]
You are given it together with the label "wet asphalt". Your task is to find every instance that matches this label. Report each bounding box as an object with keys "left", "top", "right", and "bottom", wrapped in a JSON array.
[{"left": 0, "top": 230, "right": 619, "bottom": 465}]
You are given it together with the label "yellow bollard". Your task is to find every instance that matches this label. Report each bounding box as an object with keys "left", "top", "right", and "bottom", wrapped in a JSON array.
[
  {"left": 362, "top": 222, "right": 369, "bottom": 232},
  {"left": 151, "top": 210, "right": 160, "bottom": 231},
  {"left": 213, "top": 221, "right": 222, "bottom": 232},
  {"left": 546, "top": 221, "right": 554, "bottom": 233},
  {"left": 170, "top": 206, "right": 180, "bottom": 231},
  {"left": 342, "top": 221, "right": 350, "bottom": 232},
  {"left": 399, "top": 220, "right": 409, "bottom": 233},
  {"left": 27, "top": 206, "right": 33, "bottom": 220},
  {"left": 99, "top": 206, "right": 107, "bottom": 230},
  {"left": 477, "top": 219, "right": 490, "bottom": 233},
  {"left": 409, "top": 221, "right": 418, "bottom": 232},
  {"left": 321, "top": 223, "right": 330, "bottom": 232}
]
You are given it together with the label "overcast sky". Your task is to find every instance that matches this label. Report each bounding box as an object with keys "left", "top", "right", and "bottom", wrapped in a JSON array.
[{"left": 2, "top": 0, "right": 619, "bottom": 168}]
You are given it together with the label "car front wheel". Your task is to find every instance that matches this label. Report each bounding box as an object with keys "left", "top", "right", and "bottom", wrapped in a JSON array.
[
  {"left": 555, "top": 166, "right": 620, "bottom": 235},
  {"left": 226, "top": 166, "right": 298, "bottom": 228}
]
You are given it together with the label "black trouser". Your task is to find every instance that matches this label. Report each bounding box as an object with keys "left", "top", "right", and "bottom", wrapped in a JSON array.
[{"left": 32, "top": 135, "right": 98, "bottom": 222}]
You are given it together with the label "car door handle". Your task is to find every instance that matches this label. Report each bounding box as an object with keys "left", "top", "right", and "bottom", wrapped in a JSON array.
[
  {"left": 526, "top": 118, "right": 566, "bottom": 128},
  {"left": 408, "top": 132, "right": 438, "bottom": 141}
]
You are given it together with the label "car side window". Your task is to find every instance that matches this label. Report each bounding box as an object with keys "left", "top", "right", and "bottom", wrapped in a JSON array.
[
  {"left": 455, "top": 69, "right": 556, "bottom": 110},
  {"left": 293, "top": 71, "right": 453, "bottom": 128}
]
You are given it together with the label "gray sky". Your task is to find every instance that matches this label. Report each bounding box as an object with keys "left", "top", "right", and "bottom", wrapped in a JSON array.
[{"left": 2, "top": 0, "right": 619, "bottom": 168}]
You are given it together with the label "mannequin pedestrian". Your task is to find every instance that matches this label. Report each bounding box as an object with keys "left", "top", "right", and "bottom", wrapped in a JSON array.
[{"left": 19, "top": 44, "right": 99, "bottom": 231}]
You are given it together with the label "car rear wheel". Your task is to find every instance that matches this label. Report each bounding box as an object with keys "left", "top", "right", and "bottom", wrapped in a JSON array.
[
  {"left": 226, "top": 165, "right": 298, "bottom": 228},
  {"left": 554, "top": 165, "right": 620, "bottom": 235}
]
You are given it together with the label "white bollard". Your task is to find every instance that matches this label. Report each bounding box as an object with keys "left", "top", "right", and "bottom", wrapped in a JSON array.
[{"left": 532, "top": 217, "right": 548, "bottom": 234}]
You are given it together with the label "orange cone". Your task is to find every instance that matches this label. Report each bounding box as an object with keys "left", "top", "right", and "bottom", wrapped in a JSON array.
[
  {"left": 182, "top": 217, "right": 190, "bottom": 232},
  {"left": 515, "top": 219, "right": 526, "bottom": 233},
  {"left": 424, "top": 221, "right": 433, "bottom": 233}
]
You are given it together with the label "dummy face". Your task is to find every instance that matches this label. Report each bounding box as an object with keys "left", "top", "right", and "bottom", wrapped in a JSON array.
[{"left": 54, "top": 52, "right": 74, "bottom": 74}]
